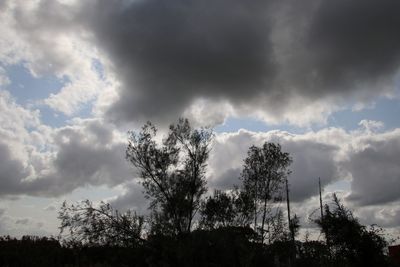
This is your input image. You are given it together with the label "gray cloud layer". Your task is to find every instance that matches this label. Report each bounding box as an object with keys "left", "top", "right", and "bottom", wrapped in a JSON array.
[
  {"left": 307, "top": 0, "right": 400, "bottom": 93},
  {"left": 83, "top": 0, "right": 275, "bottom": 123},
  {"left": 0, "top": 143, "right": 31, "bottom": 195},
  {"left": 346, "top": 132, "right": 400, "bottom": 206},
  {"left": 208, "top": 131, "right": 340, "bottom": 203},
  {"left": 3, "top": 0, "right": 400, "bottom": 124},
  {"left": 0, "top": 118, "right": 134, "bottom": 198},
  {"left": 77, "top": 0, "right": 400, "bottom": 123}
]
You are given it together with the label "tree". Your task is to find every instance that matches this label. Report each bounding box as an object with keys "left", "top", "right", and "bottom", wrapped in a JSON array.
[
  {"left": 200, "top": 190, "right": 236, "bottom": 229},
  {"left": 315, "top": 194, "right": 388, "bottom": 267},
  {"left": 240, "top": 142, "right": 292, "bottom": 244},
  {"left": 232, "top": 189, "right": 256, "bottom": 227},
  {"left": 126, "top": 118, "right": 213, "bottom": 235},
  {"left": 200, "top": 188, "right": 258, "bottom": 230},
  {"left": 58, "top": 200, "right": 145, "bottom": 247}
]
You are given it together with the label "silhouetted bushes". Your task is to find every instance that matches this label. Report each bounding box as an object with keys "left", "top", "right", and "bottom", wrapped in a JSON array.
[{"left": 0, "top": 230, "right": 397, "bottom": 267}]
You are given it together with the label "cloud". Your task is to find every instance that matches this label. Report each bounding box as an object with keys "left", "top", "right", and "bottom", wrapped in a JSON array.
[
  {"left": 270, "top": 0, "right": 400, "bottom": 103},
  {"left": 0, "top": 94, "right": 399, "bottom": 232},
  {"left": 346, "top": 130, "right": 400, "bottom": 206},
  {"left": 0, "top": 0, "right": 110, "bottom": 116},
  {"left": 208, "top": 130, "right": 340, "bottom": 202},
  {"left": 0, "top": 90, "right": 44, "bottom": 195},
  {"left": 15, "top": 218, "right": 29, "bottom": 225},
  {"left": 306, "top": 0, "right": 400, "bottom": 96},
  {"left": 358, "top": 120, "right": 384, "bottom": 133},
  {"left": 44, "top": 205, "right": 56, "bottom": 212},
  {"left": 285, "top": 140, "right": 339, "bottom": 202},
  {"left": 109, "top": 181, "right": 148, "bottom": 214},
  {"left": 1, "top": 92, "right": 399, "bottom": 211},
  {"left": 80, "top": 0, "right": 275, "bottom": 125},
  {"left": 2, "top": 0, "right": 400, "bottom": 125},
  {"left": 74, "top": 0, "right": 400, "bottom": 125},
  {"left": 33, "top": 119, "right": 135, "bottom": 196},
  {"left": 0, "top": 91, "right": 135, "bottom": 197},
  {"left": 0, "top": 143, "right": 32, "bottom": 195},
  {"left": 0, "top": 207, "right": 49, "bottom": 236},
  {"left": 0, "top": 66, "right": 10, "bottom": 86},
  {"left": 356, "top": 202, "right": 400, "bottom": 228},
  {"left": 209, "top": 125, "right": 400, "bottom": 207}
]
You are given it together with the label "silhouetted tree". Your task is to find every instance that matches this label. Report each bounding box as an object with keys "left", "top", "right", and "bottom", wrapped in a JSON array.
[
  {"left": 232, "top": 188, "right": 256, "bottom": 227},
  {"left": 200, "top": 190, "right": 236, "bottom": 229},
  {"left": 315, "top": 194, "right": 388, "bottom": 267},
  {"left": 296, "top": 240, "right": 330, "bottom": 267},
  {"left": 58, "top": 200, "right": 145, "bottom": 247},
  {"left": 289, "top": 214, "right": 301, "bottom": 239},
  {"left": 126, "top": 118, "right": 213, "bottom": 234},
  {"left": 240, "top": 142, "right": 292, "bottom": 243}
]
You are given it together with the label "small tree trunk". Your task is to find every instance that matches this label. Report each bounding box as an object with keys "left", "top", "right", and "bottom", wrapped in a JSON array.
[
  {"left": 254, "top": 179, "right": 258, "bottom": 233},
  {"left": 261, "top": 194, "right": 268, "bottom": 243},
  {"left": 260, "top": 179, "right": 271, "bottom": 243}
]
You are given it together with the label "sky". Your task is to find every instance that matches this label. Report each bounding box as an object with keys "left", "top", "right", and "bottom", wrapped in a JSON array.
[{"left": 0, "top": 0, "right": 399, "bottom": 240}]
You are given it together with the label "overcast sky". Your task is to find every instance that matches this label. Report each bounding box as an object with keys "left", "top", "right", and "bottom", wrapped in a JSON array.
[{"left": 0, "top": 0, "right": 399, "bottom": 239}]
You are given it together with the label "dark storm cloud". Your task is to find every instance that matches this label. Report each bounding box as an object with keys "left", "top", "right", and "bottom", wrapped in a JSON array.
[
  {"left": 4, "top": 0, "right": 400, "bottom": 123},
  {"left": 346, "top": 132, "right": 400, "bottom": 206},
  {"left": 286, "top": 140, "right": 339, "bottom": 202},
  {"left": 75, "top": 0, "right": 400, "bottom": 123},
  {"left": 305, "top": 0, "right": 400, "bottom": 96},
  {"left": 82, "top": 0, "right": 276, "bottom": 123}
]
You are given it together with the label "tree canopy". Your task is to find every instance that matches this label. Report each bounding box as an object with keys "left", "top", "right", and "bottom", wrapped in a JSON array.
[
  {"left": 126, "top": 118, "right": 213, "bottom": 234},
  {"left": 240, "top": 142, "right": 292, "bottom": 243},
  {"left": 315, "top": 194, "right": 388, "bottom": 267}
]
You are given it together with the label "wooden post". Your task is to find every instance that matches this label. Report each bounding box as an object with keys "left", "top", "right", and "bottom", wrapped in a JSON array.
[
  {"left": 319, "top": 177, "right": 323, "bottom": 220},
  {"left": 286, "top": 178, "right": 296, "bottom": 267}
]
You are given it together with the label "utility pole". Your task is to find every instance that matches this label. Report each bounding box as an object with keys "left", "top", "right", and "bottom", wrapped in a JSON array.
[
  {"left": 319, "top": 177, "right": 323, "bottom": 220},
  {"left": 319, "top": 177, "right": 330, "bottom": 251},
  {"left": 286, "top": 178, "right": 295, "bottom": 267},
  {"left": 286, "top": 178, "right": 293, "bottom": 241}
]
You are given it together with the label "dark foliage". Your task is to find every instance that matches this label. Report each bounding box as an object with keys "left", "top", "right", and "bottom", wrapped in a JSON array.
[
  {"left": 0, "top": 235, "right": 146, "bottom": 267},
  {"left": 0, "top": 220, "right": 396, "bottom": 266},
  {"left": 240, "top": 142, "right": 292, "bottom": 243},
  {"left": 315, "top": 194, "right": 390, "bottom": 267},
  {"left": 58, "top": 200, "right": 145, "bottom": 247},
  {"left": 199, "top": 189, "right": 255, "bottom": 229},
  {"left": 126, "top": 118, "right": 213, "bottom": 235}
]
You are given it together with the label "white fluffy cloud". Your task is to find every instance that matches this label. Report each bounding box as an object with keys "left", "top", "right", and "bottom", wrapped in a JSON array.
[
  {"left": 0, "top": 0, "right": 113, "bottom": 116},
  {"left": 0, "top": 91, "right": 135, "bottom": 197}
]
